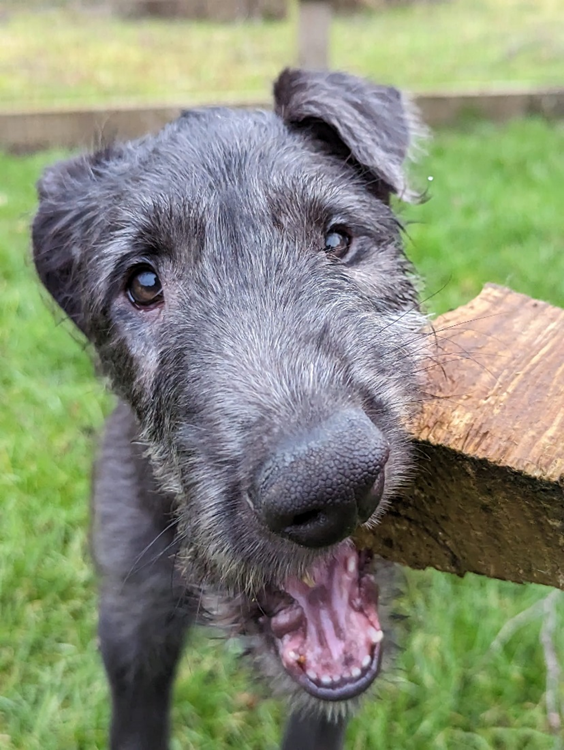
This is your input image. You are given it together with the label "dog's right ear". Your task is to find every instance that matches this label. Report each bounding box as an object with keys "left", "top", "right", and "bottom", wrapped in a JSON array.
[{"left": 32, "top": 148, "right": 115, "bottom": 335}]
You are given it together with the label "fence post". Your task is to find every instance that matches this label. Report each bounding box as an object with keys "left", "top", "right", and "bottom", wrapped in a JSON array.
[{"left": 297, "top": 1, "right": 332, "bottom": 69}]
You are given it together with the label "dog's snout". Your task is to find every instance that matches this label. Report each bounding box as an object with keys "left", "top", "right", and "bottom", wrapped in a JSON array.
[{"left": 255, "top": 410, "right": 389, "bottom": 549}]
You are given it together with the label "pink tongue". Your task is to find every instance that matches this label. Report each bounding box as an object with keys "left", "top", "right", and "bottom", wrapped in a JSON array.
[{"left": 271, "top": 544, "right": 382, "bottom": 684}]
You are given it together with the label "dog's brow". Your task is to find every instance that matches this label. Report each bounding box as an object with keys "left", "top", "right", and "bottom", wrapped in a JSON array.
[{"left": 122, "top": 199, "right": 205, "bottom": 259}]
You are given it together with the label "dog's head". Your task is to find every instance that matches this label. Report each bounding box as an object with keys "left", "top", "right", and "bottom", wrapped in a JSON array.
[{"left": 33, "top": 69, "right": 426, "bottom": 714}]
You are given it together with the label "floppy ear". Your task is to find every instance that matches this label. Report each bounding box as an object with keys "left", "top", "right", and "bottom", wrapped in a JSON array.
[
  {"left": 273, "top": 68, "right": 424, "bottom": 202},
  {"left": 32, "top": 148, "right": 115, "bottom": 335}
]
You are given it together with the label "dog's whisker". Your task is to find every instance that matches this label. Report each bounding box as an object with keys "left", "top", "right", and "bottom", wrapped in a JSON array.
[{"left": 121, "top": 518, "right": 178, "bottom": 586}]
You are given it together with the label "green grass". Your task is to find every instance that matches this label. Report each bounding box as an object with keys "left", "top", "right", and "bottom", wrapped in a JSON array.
[
  {"left": 1, "top": 118, "right": 564, "bottom": 749},
  {"left": 0, "top": 0, "right": 563, "bottom": 110},
  {"left": 407, "top": 117, "right": 564, "bottom": 312}
]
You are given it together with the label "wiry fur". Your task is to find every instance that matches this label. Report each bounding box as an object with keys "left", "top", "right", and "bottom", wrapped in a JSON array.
[{"left": 32, "top": 69, "right": 428, "bottom": 750}]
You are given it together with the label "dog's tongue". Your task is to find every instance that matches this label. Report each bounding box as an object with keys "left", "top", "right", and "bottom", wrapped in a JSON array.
[{"left": 269, "top": 543, "right": 383, "bottom": 700}]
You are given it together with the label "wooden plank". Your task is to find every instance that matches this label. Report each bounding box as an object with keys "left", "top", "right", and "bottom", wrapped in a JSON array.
[
  {"left": 1, "top": 88, "right": 563, "bottom": 152},
  {"left": 0, "top": 101, "right": 262, "bottom": 153},
  {"left": 356, "top": 285, "right": 564, "bottom": 590},
  {"left": 298, "top": 1, "right": 332, "bottom": 69}
]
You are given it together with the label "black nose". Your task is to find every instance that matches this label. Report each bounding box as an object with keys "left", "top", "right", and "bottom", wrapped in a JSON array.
[{"left": 255, "top": 410, "right": 389, "bottom": 549}]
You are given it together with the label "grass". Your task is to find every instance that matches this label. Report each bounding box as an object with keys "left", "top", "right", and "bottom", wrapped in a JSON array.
[
  {"left": 0, "top": 0, "right": 563, "bottom": 110},
  {"left": 1, "top": 118, "right": 564, "bottom": 749}
]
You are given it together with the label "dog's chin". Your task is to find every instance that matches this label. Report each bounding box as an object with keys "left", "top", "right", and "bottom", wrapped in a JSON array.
[{"left": 208, "top": 541, "right": 384, "bottom": 715}]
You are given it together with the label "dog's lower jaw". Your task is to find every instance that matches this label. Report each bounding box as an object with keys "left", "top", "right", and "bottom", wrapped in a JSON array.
[
  {"left": 269, "top": 544, "right": 383, "bottom": 699},
  {"left": 207, "top": 542, "right": 384, "bottom": 718}
]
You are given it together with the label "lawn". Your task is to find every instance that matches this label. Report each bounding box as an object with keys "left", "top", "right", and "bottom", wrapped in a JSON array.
[
  {"left": 0, "top": 0, "right": 563, "bottom": 110},
  {"left": 1, "top": 117, "right": 563, "bottom": 749}
]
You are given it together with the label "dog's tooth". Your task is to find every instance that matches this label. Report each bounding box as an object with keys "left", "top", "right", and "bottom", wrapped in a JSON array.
[
  {"left": 302, "top": 573, "right": 315, "bottom": 587},
  {"left": 320, "top": 675, "right": 332, "bottom": 685},
  {"left": 288, "top": 650, "right": 298, "bottom": 661},
  {"left": 306, "top": 670, "right": 318, "bottom": 682},
  {"left": 351, "top": 666, "right": 362, "bottom": 679},
  {"left": 362, "top": 654, "right": 371, "bottom": 669},
  {"left": 346, "top": 554, "right": 357, "bottom": 575},
  {"left": 369, "top": 627, "right": 384, "bottom": 644}
]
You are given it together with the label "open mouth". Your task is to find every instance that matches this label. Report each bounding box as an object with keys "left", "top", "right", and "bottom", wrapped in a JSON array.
[{"left": 259, "top": 543, "right": 383, "bottom": 701}]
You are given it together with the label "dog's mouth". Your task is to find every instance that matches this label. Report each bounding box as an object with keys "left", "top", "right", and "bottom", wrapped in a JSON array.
[{"left": 258, "top": 542, "right": 382, "bottom": 701}]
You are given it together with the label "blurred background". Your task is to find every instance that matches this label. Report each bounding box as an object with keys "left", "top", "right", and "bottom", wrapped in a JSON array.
[
  {"left": 0, "top": 0, "right": 563, "bottom": 109},
  {"left": 1, "top": 1, "right": 563, "bottom": 749}
]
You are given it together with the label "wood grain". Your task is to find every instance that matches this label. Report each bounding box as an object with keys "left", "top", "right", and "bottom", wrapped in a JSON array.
[{"left": 356, "top": 285, "right": 564, "bottom": 590}]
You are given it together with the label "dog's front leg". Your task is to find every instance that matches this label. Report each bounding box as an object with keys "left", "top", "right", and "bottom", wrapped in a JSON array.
[
  {"left": 93, "top": 403, "right": 194, "bottom": 750},
  {"left": 281, "top": 713, "right": 348, "bottom": 750},
  {"left": 98, "top": 579, "right": 191, "bottom": 750}
]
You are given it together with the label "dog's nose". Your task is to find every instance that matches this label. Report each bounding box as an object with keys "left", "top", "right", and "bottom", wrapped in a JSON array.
[{"left": 255, "top": 410, "right": 389, "bottom": 548}]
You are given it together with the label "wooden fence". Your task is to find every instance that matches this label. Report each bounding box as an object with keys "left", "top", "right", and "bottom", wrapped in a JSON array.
[
  {"left": 1, "top": 86, "right": 563, "bottom": 152},
  {"left": 1, "top": 0, "right": 564, "bottom": 151}
]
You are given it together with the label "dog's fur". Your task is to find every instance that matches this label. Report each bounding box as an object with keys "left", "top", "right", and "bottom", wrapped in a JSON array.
[{"left": 32, "top": 69, "right": 427, "bottom": 749}]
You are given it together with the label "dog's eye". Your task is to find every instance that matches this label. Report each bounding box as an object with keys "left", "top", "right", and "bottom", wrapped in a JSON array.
[
  {"left": 126, "top": 266, "right": 163, "bottom": 308},
  {"left": 324, "top": 228, "right": 351, "bottom": 259}
]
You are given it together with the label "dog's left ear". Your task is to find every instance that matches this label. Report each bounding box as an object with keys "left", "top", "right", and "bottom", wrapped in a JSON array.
[{"left": 273, "top": 68, "right": 424, "bottom": 202}]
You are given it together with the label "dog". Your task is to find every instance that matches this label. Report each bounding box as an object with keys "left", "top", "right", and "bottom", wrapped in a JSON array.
[{"left": 32, "top": 68, "right": 427, "bottom": 749}]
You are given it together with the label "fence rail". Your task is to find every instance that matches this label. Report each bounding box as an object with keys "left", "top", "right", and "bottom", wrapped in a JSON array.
[{"left": 1, "top": 87, "right": 563, "bottom": 152}]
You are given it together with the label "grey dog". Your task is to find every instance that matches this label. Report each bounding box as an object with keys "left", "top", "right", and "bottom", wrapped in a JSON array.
[{"left": 32, "top": 68, "right": 427, "bottom": 749}]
